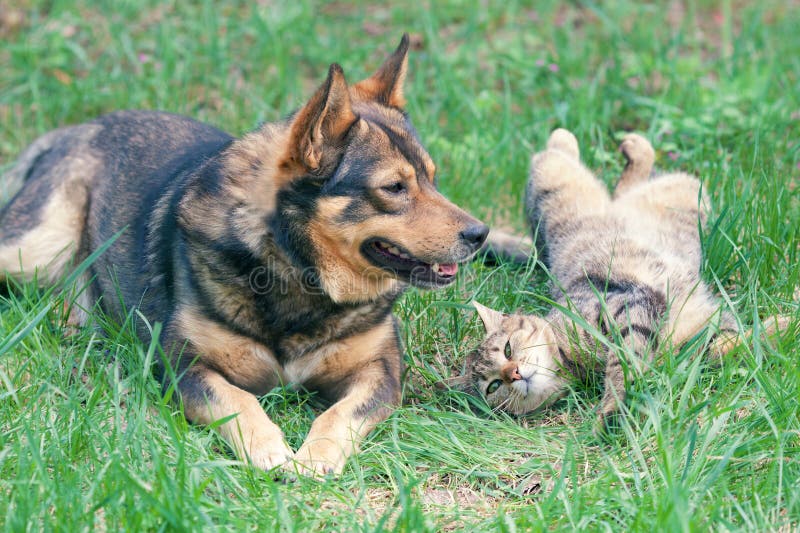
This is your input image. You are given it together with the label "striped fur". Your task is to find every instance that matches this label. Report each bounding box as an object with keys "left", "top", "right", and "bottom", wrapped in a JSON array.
[{"left": 463, "top": 130, "right": 768, "bottom": 428}]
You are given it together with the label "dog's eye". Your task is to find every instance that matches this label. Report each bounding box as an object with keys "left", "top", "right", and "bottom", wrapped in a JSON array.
[
  {"left": 486, "top": 379, "right": 502, "bottom": 395},
  {"left": 504, "top": 340, "right": 512, "bottom": 359},
  {"left": 382, "top": 182, "right": 405, "bottom": 194}
]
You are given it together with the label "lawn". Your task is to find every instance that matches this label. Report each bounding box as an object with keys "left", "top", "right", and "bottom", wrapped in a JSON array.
[{"left": 1, "top": 0, "right": 799, "bottom": 530}]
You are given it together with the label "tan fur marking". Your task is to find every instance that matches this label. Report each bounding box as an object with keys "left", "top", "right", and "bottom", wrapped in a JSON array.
[
  {"left": 62, "top": 272, "right": 93, "bottom": 329},
  {"left": 309, "top": 182, "right": 479, "bottom": 303},
  {"left": 176, "top": 308, "right": 285, "bottom": 394},
  {"left": 289, "top": 318, "right": 399, "bottom": 475},
  {"left": 221, "top": 125, "right": 293, "bottom": 214},
  {"left": 424, "top": 160, "right": 436, "bottom": 182},
  {"left": 0, "top": 181, "right": 88, "bottom": 285},
  {"left": 182, "top": 369, "right": 293, "bottom": 470},
  {"left": 307, "top": 196, "right": 400, "bottom": 303},
  {"left": 398, "top": 163, "right": 414, "bottom": 180}
]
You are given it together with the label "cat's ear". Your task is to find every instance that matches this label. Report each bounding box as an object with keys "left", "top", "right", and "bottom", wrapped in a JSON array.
[
  {"left": 472, "top": 301, "right": 504, "bottom": 331},
  {"left": 437, "top": 375, "right": 473, "bottom": 393}
]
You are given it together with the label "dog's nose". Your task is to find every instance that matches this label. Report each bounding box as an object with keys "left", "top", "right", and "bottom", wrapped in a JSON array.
[{"left": 460, "top": 223, "right": 490, "bottom": 249}]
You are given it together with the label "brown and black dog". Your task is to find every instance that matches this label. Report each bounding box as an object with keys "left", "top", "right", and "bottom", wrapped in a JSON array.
[{"left": 0, "top": 35, "right": 488, "bottom": 476}]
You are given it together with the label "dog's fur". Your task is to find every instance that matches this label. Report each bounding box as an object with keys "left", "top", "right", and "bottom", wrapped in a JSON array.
[{"left": 0, "top": 35, "right": 488, "bottom": 476}]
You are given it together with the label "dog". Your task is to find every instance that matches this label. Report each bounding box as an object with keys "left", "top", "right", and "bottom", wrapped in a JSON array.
[{"left": 0, "top": 35, "right": 489, "bottom": 476}]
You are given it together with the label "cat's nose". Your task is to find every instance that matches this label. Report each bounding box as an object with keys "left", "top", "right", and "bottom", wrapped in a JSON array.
[{"left": 501, "top": 362, "right": 522, "bottom": 383}]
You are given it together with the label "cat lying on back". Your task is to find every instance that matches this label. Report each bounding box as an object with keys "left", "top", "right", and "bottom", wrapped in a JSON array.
[{"left": 459, "top": 129, "right": 785, "bottom": 428}]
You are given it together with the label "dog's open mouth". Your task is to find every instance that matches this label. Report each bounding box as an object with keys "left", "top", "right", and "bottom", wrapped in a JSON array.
[{"left": 361, "top": 238, "right": 459, "bottom": 288}]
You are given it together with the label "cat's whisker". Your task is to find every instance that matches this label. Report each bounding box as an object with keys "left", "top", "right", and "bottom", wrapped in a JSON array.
[
  {"left": 458, "top": 129, "right": 766, "bottom": 426},
  {"left": 494, "top": 395, "right": 513, "bottom": 413}
]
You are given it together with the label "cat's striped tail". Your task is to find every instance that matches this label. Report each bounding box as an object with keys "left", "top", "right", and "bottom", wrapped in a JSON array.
[{"left": 710, "top": 314, "right": 794, "bottom": 358}]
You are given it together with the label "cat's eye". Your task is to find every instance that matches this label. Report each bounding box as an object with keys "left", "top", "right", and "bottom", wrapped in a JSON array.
[
  {"left": 486, "top": 379, "right": 503, "bottom": 395},
  {"left": 504, "top": 340, "right": 512, "bottom": 359}
]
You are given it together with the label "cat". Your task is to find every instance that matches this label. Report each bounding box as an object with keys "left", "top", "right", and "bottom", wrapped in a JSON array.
[{"left": 458, "top": 128, "right": 787, "bottom": 429}]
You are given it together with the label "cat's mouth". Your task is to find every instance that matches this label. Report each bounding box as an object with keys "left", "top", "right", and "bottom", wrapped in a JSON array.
[
  {"left": 511, "top": 376, "right": 531, "bottom": 396},
  {"left": 361, "top": 238, "right": 459, "bottom": 288}
]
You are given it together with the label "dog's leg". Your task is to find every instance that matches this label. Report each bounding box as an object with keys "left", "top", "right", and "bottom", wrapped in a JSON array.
[
  {"left": 180, "top": 365, "right": 294, "bottom": 470},
  {"left": 1, "top": 125, "right": 100, "bottom": 326},
  {"left": 172, "top": 309, "right": 293, "bottom": 469},
  {"left": 0, "top": 182, "right": 88, "bottom": 284},
  {"left": 288, "top": 318, "right": 402, "bottom": 477}
]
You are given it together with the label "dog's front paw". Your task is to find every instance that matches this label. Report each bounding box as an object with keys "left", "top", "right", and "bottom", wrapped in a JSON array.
[
  {"left": 285, "top": 441, "right": 345, "bottom": 479},
  {"left": 246, "top": 440, "right": 295, "bottom": 471}
]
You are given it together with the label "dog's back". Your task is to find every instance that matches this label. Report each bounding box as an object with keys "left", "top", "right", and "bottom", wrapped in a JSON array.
[{"left": 0, "top": 111, "right": 231, "bottom": 321}]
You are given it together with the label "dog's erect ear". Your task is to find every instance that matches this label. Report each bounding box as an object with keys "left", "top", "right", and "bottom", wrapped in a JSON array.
[
  {"left": 286, "top": 63, "right": 357, "bottom": 172},
  {"left": 472, "top": 301, "right": 504, "bottom": 331},
  {"left": 352, "top": 34, "right": 410, "bottom": 108}
]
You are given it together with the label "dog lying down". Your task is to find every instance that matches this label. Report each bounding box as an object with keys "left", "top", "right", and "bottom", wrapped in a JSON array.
[{"left": 0, "top": 35, "right": 490, "bottom": 477}]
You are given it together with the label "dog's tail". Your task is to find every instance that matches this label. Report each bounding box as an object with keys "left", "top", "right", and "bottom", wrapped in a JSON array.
[
  {"left": 1, "top": 127, "right": 71, "bottom": 208},
  {"left": 478, "top": 228, "right": 536, "bottom": 265}
]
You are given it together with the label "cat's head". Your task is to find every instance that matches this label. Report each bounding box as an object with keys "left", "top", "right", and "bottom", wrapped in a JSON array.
[{"left": 457, "top": 301, "right": 568, "bottom": 415}]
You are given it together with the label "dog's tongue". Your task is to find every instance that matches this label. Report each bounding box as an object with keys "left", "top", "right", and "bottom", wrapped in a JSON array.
[{"left": 436, "top": 263, "right": 458, "bottom": 276}]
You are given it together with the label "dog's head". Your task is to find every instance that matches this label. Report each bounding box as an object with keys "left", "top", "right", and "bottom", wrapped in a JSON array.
[{"left": 269, "top": 35, "right": 488, "bottom": 302}]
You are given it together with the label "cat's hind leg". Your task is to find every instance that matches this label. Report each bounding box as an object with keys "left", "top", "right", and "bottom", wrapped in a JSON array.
[
  {"left": 525, "top": 129, "right": 610, "bottom": 253},
  {"left": 545, "top": 128, "right": 580, "bottom": 159},
  {"left": 613, "top": 133, "right": 655, "bottom": 199}
]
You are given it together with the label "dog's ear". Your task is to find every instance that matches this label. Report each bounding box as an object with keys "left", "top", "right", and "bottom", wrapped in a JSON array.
[
  {"left": 352, "top": 34, "right": 409, "bottom": 108},
  {"left": 285, "top": 63, "right": 357, "bottom": 172},
  {"left": 472, "top": 301, "right": 504, "bottom": 331}
]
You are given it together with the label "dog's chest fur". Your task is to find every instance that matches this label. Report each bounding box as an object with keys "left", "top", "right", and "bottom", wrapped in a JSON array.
[{"left": 141, "top": 163, "right": 401, "bottom": 365}]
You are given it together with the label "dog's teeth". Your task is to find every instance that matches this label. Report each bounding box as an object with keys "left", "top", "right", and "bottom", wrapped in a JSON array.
[
  {"left": 432, "top": 263, "right": 440, "bottom": 272},
  {"left": 389, "top": 246, "right": 401, "bottom": 255},
  {"left": 399, "top": 252, "right": 410, "bottom": 259}
]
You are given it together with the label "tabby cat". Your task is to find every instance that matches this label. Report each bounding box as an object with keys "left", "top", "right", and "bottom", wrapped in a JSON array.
[{"left": 461, "top": 129, "right": 780, "bottom": 428}]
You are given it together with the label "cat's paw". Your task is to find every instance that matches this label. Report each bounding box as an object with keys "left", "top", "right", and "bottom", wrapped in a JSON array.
[
  {"left": 614, "top": 133, "right": 655, "bottom": 197},
  {"left": 546, "top": 128, "right": 580, "bottom": 159},
  {"left": 619, "top": 133, "right": 655, "bottom": 170},
  {"left": 593, "top": 410, "right": 624, "bottom": 441}
]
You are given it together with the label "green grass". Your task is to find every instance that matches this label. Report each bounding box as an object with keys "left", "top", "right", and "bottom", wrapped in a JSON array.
[{"left": 1, "top": 0, "right": 799, "bottom": 530}]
